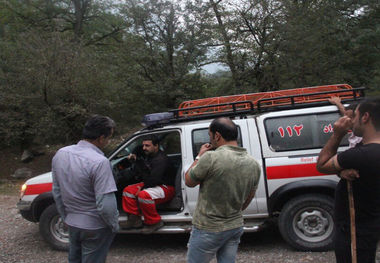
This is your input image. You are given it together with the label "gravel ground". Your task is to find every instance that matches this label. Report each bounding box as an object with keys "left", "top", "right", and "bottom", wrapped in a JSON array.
[{"left": 1, "top": 194, "right": 379, "bottom": 263}]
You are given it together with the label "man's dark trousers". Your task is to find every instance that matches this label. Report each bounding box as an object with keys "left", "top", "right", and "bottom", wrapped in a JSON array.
[
  {"left": 334, "top": 222, "right": 379, "bottom": 263},
  {"left": 68, "top": 226, "right": 115, "bottom": 263}
]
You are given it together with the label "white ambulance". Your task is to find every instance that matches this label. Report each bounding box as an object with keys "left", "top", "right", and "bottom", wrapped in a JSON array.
[{"left": 17, "top": 84, "right": 364, "bottom": 251}]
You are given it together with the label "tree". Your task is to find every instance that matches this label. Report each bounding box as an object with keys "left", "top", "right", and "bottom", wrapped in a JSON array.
[
  {"left": 0, "top": 0, "right": 126, "bottom": 147},
  {"left": 118, "top": 0, "right": 209, "bottom": 109},
  {"left": 344, "top": 2, "right": 380, "bottom": 89},
  {"left": 233, "top": 0, "right": 283, "bottom": 91},
  {"left": 1, "top": 0, "right": 379, "bottom": 149},
  {"left": 1, "top": 0, "right": 124, "bottom": 43}
]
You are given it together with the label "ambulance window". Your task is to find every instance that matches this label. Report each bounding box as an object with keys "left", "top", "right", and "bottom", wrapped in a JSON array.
[
  {"left": 191, "top": 127, "right": 242, "bottom": 159},
  {"left": 265, "top": 112, "right": 348, "bottom": 152},
  {"left": 112, "top": 131, "right": 181, "bottom": 160},
  {"left": 160, "top": 132, "right": 181, "bottom": 155}
]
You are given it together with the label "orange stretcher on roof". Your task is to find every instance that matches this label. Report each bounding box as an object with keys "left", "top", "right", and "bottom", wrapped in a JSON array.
[{"left": 177, "top": 84, "right": 362, "bottom": 117}]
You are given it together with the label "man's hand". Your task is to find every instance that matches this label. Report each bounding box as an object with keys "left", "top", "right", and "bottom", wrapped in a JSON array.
[
  {"left": 339, "top": 169, "right": 360, "bottom": 181},
  {"left": 198, "top": 143, "right": 213, "bottom": 157},
  {"left": 185, "top": 143, "right": 213, "bottom": 187},
  {"left": 316, "top": 116, "right": 350, "bottom": 174},
  {"left": 333, "top": 116, "right": 352, "bottom": 137},
  {"left": 328, "top": 96, "right": 346, "bottom": 116},
  {"left": 127, "top": 153, "right": 137, "bottom": 162},
  {"left": 328, "top": 96, "right": 341, "bottom": 105}
]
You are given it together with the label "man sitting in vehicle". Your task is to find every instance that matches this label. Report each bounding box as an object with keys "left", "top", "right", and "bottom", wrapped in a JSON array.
[{"left": 120, "top": 135, "right": 176, "bottom": 233}]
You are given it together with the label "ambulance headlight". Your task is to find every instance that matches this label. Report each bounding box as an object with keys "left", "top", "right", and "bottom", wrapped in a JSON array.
[{"left": 20, "top": 184, "right": 27, "bottom": 198}]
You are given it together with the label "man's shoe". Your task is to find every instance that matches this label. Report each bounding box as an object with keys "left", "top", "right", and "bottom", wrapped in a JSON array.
[
  {"left": 119, "top": 214, "right": 143, "bottom": 229},
  {"left": 141, "top": 221, "right": 164, "bottom": 234}
]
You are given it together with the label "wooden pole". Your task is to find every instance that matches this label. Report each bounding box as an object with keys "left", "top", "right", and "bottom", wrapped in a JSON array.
[{"left": 347, "top": 181, "right": 357, "bottom": 263}]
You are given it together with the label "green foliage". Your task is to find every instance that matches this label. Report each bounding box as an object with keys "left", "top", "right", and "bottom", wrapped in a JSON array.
[{"left": 0, "top": 0, "right": 379, "bottom": 148}]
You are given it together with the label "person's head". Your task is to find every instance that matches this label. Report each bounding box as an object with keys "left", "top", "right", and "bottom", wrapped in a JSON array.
[
  {"left": 208, "top": 117, "right": 238, "bottom": 148},
  {"left": 82, "top": 115, "right": 115, "bottom": 149},
  {"left": 142, "top": 134, "right": 160, "bottom": 156},
  {"left": 352, "top": 98, "right": 380, "bottom": 137}
]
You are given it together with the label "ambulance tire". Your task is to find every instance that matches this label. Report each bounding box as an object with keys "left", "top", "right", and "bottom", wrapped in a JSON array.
[
  {"left": 39, "top": 204, "right": 69, "bottom": 251},
  {"left": 278, "top": 194, "right": 334, "bottom": 251}
]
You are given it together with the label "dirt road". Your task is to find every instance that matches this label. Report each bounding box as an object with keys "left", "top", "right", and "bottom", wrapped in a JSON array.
[{"left": 0, "top": 194, "right": 344, "bottom": 263}]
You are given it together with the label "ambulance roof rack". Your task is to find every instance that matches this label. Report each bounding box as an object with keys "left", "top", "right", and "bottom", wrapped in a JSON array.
[{"left": 141, "top": 84, "right": 365, "bottom": 127}]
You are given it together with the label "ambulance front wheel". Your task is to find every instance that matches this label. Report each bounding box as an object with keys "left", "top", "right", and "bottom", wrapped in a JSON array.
[
  {"left": 39, "top": 204, "right": 69, "bottom": 251},
  {"left": 278, "top": 194, "right": 335, "bottom": 251}
]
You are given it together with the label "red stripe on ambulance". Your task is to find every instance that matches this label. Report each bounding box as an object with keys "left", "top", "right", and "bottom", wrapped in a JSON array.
[
  {"left": 266, "top": 163, "right": 326, "bottom": 180},
  {"left": 25, "top": 183, "right": 53, "bottom": 195}
]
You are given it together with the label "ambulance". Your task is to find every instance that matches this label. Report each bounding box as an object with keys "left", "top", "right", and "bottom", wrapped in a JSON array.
[{"left": 17, "top": 84, "right": 364, "bottom": 251}]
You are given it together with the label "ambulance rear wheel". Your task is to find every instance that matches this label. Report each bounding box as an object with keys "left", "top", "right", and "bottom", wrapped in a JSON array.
[
  {"left": 278, "top": 194, "right": 334, "bottom": 251},
  {"left": 39, "top": 204, "right": 69, "bottom": 251}
]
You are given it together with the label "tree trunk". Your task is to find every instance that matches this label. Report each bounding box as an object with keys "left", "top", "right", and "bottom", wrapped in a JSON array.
[
  {"left": 72, "top": 0, "right": 90, "bottom": 40},
  {"left": 210, "top": 0, "right": 240, "bottom": 92}
]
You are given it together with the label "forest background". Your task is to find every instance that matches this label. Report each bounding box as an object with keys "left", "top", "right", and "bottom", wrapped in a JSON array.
[{"left": 0, "top": 0, "right": 379, "bottom": 150}]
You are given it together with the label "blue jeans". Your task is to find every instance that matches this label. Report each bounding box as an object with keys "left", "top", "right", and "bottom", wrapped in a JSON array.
[
  {"left": 68, "top": 226, "right": 115, "bottom": 263},
  {"left": 187, "top": 226, "right": 244, "bottom": 263}
]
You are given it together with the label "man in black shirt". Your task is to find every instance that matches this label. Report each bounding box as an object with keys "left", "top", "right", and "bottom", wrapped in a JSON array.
[
  {"left": 120, "top": 135, "right": 175, "bottom": 233},
  {"left": 317, "top": 98, "right": 380, "bottom": 263}
]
